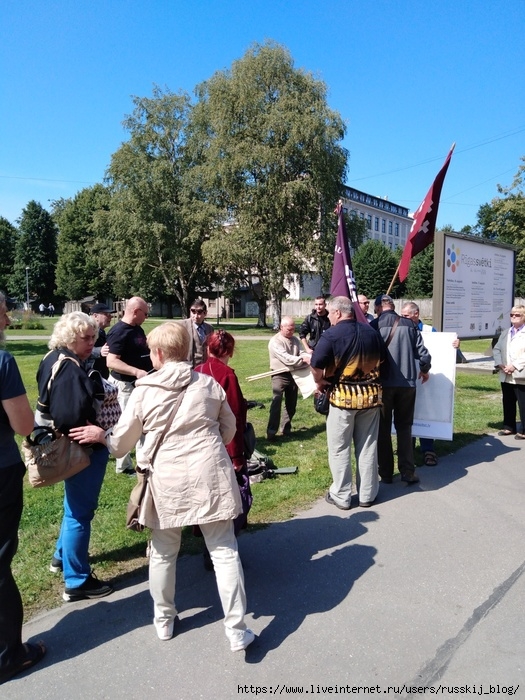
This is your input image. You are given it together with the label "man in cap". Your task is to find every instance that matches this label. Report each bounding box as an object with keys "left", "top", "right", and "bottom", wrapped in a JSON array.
[
  {"left": 371, "top": 295, "right": 431, "bottom": 484},
  {"left": 89, "top": 303, "right": 115, "bottom": 379}
]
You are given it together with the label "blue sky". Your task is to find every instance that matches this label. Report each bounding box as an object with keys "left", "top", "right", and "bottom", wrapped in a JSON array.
[{"left": 1, "top": 0, "right": 524, "bottom": 231}]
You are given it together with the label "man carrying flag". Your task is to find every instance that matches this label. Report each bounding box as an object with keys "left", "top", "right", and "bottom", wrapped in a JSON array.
[
  {"left": 398, "top": 144, "right": 455, "bottom": 283},
  {"left": 331, "top": 203, "right": 368, "bottom": 324}
]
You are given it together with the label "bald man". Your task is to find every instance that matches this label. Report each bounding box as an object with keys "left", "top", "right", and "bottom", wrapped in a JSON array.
[
  {"left": 106, "top": 296, "right": 153, "bottom": 474},
  {"left": 267, "top": 316, "right": 310, "bottom": 440}
]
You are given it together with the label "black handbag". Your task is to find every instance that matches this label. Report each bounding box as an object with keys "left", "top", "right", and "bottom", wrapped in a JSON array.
[{"left": 314, "top": 389, "right": 331, "bottom": 415}]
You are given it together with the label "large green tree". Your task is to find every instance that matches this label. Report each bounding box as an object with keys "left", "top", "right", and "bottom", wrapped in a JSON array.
[
  {"left": 473, "top": 156, "right": 525, "bottom": 295},
  {"left": 53, "top": 184, "right": 112, "bottom": 300},
  {"left": 192, "top": 41, "right": 347, "bottom": 326},
  {"left": 104, "top": 86, "right": 214, "bottom": 314},
  {"left": 353, "top": 239, "right": 399, "bottom": 299},
  {"left": 0, "top": 217, "right": 17, "bottom": 296},
  {"left": 10, "top": 201, "right": 58, "bottom": 305}
]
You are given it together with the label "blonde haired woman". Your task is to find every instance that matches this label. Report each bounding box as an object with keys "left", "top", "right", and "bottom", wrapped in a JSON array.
[
  {"left": 36, "top": 312, "right": 113, "bottom": 601},
  {"left": 70, "top": 322, "right": 254, "bottom": 650},
  {"left": 493, "top": 305, "right": 525, "bottom": 439}
]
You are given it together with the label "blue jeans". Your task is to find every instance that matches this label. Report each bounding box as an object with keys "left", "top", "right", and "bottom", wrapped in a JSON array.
[{"left": 54, "top": 447, "right": 109, "bottom": 588}]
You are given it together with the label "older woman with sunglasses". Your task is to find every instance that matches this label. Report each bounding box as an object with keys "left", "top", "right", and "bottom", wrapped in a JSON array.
[{"left": 493, "top": 305, "right": 525, "bottom": 439}]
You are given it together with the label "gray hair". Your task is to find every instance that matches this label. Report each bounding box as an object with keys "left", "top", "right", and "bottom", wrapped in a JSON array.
[
  {"left": 328, "top": 296, "right": 355, "bottom": 318},
  {"left": 48, "top": 312, "right": 97, "bottom": 350},
  {"left": 401, "top": 302, "right": 419, "bottom": 315}
]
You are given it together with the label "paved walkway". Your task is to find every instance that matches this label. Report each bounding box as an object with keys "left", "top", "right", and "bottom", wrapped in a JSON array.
[{"left": 4, "top": 433, "right": 524, "bottom": 699}]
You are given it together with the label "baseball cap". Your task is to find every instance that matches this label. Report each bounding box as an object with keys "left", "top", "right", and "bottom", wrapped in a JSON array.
[
  {"left": 90, "top": 303, "right": 115, "bottom": 314},
  {"left": 374, "top": 294, "right": 394, "bottom": 307}
]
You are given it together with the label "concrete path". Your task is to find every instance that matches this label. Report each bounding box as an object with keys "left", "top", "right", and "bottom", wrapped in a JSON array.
[{"left": 3, "top": 432, "right": 524, "bottom": 699}]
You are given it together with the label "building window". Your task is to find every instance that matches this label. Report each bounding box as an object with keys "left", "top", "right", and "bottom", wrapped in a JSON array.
[
  {"left": 374, "top": 216, "right": 379, "bottom": 231},
  {"left": 367, "top": 214, "right": 372, "bottom": 229},
  {"left": 388, "top": 221, "right": 393, "bottom": 235},
  {"left": 395, "top": 223, "right": 399, "bottom": 236},
  {"left": 381, "top": 219, "right": 386, "bottom": 233}
]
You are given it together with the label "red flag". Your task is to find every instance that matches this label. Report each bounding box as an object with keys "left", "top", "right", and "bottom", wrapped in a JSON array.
[
  {"left": 330, "top": 203, "right": 368, "bottom": 324},
  {"left": 398, "top": 144, "right": 455, "bottom": 282}
]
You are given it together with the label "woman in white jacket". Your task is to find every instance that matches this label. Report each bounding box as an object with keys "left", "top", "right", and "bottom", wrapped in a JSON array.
[
  {"left": 492, "top": 306, "right": 525, "bottom": 439},
  {"left": 70, "top": 322, "right": 254, "bottom": 651}
]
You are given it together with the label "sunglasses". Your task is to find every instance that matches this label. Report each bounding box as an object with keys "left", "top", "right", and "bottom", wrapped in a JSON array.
[
  {"left": 510, "top": 313, "right": 523, "bottom": 317},
  {"left": 190, "top": 308, "right": 205, "bottom": 314}
]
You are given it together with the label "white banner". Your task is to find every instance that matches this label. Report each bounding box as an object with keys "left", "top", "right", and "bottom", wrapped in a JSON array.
[{"left": 412, "top": 331, "right": 457, "bottom": 440}]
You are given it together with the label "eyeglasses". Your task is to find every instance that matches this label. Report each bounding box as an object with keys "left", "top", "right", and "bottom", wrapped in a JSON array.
[
  {"left": 360, "top": 301, "right": 370, "bottom": 305},
  {"left": 190, "top": 308, "right": 205, "bottom": 314}
]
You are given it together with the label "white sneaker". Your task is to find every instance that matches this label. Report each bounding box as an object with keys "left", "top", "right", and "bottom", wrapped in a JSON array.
[
  {"left": 230, "top": 628, "right": 255, "bottom": 652},
  {"left": 154, "top": 618, "right": 174, "bottom": 641}
]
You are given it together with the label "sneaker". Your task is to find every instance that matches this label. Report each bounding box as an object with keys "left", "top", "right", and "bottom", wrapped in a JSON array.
[
  {"left": 62, "top": 573, "right": 114, "bottom": 602},
  {"left": 324, "top": 491, "right": 351, "bottom": 511},
  {"left": 49, "top": 556, "right": 63, "bottom": 573},
  {"left": 230, "top": 628, "right": 255, "bottom": 652},
  {"left": 118, "top": 467, "right": 137, "bottom": 476},
  {"left": 154, "top": 618, "right": 174, "bottom": 641},
  {"left": 401, "top": 471, "right": 420, "bottom": 484}
]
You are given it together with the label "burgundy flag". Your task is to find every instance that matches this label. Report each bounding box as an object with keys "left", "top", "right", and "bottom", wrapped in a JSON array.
[
  {"left": 398, "top": 144, "right": 455, "bottom": 282},
  {"left": 330, "top": 203, "right": 368, "bottom": 324}
]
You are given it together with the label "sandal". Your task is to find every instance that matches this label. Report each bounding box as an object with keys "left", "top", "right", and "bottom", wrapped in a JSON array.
[
  {"left": 0, "top": 641, "right": 46, "bottom": 685},
  {"left": 515, "top": 433, "right": 525, "bottom": 440},
  {"left": 423, "top": 451, "right": 438, "bottom": 466},
  {"left": 498, "top": 429, "right": 515, "bottom": 436}
]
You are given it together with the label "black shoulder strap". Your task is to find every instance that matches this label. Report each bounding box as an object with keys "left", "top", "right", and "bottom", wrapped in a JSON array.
[{"left": 385, "top": 316, "right": 400, "bottom": 348}]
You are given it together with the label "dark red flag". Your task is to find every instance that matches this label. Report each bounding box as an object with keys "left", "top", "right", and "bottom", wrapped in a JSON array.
[
  {"left": 398, "top": 144, "right": 455, "bottom": 283},
  {"left": 330, "top": 203, "right": 368, "bottom": 323}
]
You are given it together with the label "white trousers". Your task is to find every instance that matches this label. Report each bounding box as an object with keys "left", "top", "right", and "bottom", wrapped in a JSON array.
[{"left": 149, "top": 519, "right": 248, "bottom": 641}]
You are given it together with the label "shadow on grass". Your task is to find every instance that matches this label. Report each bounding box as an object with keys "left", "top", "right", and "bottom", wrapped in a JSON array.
[{"left": 5, "top": 341, "right": 49, "bottom": 357}]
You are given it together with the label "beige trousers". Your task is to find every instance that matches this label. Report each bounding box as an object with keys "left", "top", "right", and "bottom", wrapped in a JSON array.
[{"left": 149, "top": 519, "right": 248, "bottom": 641}]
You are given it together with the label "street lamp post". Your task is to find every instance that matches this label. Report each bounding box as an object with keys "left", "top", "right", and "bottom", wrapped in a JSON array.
[{"left": 25, "top": 267, "right": 30, "bottom": 310}]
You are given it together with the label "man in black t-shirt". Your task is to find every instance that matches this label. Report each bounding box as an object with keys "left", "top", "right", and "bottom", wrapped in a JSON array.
[{"left": 107, "top": 297, "right": 152, "bottom": 475}]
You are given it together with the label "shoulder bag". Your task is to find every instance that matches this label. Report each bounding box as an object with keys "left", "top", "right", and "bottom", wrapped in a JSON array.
[{"left": 23, "top": 354, "right": 92, "bottom": 487}]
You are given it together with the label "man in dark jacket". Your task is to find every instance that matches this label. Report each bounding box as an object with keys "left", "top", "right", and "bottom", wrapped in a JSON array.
[
  {"left": 89, "top": 303, "right": 115, "bottom": 379},
  {"left": 299, "top": 296, "right": 331, "bottom": 354},
  {"left": 371, "top": 295, "right": 431, "bottom": 485}
]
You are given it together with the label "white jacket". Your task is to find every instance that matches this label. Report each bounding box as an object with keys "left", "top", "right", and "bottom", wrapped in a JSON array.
[
  {"left": 107, "top": 361, "right": 240, "bottom": 529},
  {"left": 493, "top": 328, "right": 525, "bottom": 385}
]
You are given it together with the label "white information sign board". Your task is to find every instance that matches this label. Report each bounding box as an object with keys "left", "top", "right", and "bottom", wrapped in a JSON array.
[{"left": 442, "top": 234, "right": 514, "bottom": 338}]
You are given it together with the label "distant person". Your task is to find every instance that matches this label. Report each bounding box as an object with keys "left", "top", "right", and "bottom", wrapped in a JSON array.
[
  {"left": 106, "top": 297, "right": 153, "bottom": 475},
  {"left": 299, "top": 296, "right": 331, "bottom": 353},
  {"left": 401, "top": 301, "right": 460, "bottom": 465},
  {"left": 38, "top": 303, "right": 45, "bottom": 317},
  {"left": 267, "top": 316, "right": 310, "bottom": 440},
  {"left": 47, "top": 303, "right": 55, "bottom": 317},
  {"left": 358, "top": 295, "right": 374, "bottom": 322},
  {"left": 492, "top": 305, "right": 525, "bottom": 439},
  {"left": 70, "top": 322, "right": 255, "bottom": 651},
  {"left": 178, "top": 299, "right": 214, "bottom": 367},
  {"left": 311, "top": 296, "right": 385, "bottom": 510},
  {"left": 89, "top": 303, "right": 115, "bottom": 379},
  {"left": 0, "top": 293, "right": 46, "bottom": 685},
  {"left": 371, "top": 295, "right": 431, "bottom": 484}
]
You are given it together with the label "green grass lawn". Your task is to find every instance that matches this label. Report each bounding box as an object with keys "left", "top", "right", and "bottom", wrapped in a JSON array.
[{"left": 7, "top": 333, "right": 502, "bottom": 620}]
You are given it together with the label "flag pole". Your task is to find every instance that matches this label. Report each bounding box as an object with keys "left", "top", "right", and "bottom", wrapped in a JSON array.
[{"left": 386, "top": 261, "right": 401, "bottom": 296}]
